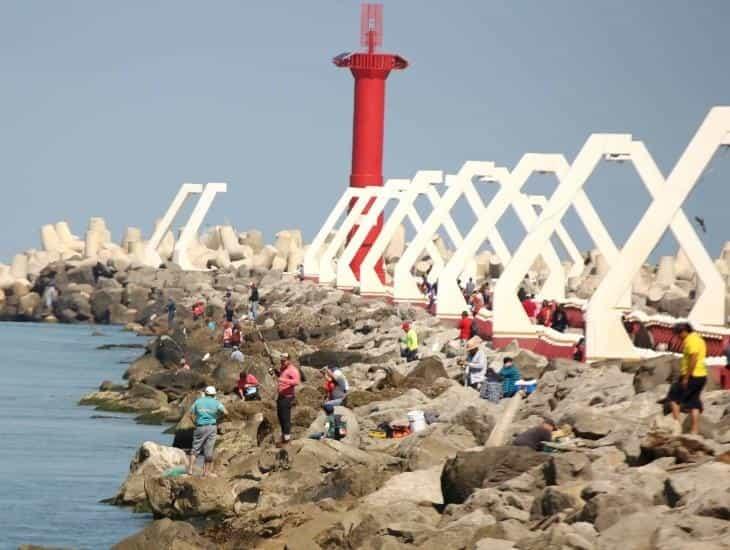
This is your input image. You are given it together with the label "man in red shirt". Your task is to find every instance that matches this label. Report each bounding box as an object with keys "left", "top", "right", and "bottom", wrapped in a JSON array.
[
  {"left": 458, "top": 311, "right": 472, "bottom": 346},
  {"left": 276, "top": 353, "right": 301, "bottom": 447}
]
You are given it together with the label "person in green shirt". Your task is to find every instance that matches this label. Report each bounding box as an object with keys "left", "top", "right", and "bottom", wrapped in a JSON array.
[
  {"left": 187, "top": 386, "right": 227, "bottom": 477},
  {"left": 667, "top": 322, "right": 707, "bottom": 435},
  {"left": 400, "top": 322, "right": 419, "bottom": 362}
]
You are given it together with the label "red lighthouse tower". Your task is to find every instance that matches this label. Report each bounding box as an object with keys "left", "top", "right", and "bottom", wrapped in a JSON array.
[{"left": 334, "top": 3, "right": 407, "bottom": 281}]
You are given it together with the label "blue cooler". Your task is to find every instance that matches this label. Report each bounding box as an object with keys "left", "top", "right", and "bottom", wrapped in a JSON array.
[{"left": 517, "top": 379, "right": 537, "bottom": 395}]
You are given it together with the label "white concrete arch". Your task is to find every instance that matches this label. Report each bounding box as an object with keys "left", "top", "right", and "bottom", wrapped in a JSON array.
[
  {"left": 144, "top": 183, "right": 204, "bottom": 267},
  {"left": 172, "top": 183, "right": 227, "bottom": 270},
  {"left": 318, "top": 186, "right": 383, "bottom": 285},
  {"left": 492, "top": 135, "right": 638, "bottom": 343},
  {"left": 436, "top": 156, "right": 570, "bottom": 318},
  {"left": 392, "top": 162, "right": 511, "bottom": 304},
  {"left": 527, "top": 195, "right": 584, "bottom": 279},
  {"left": 587, "top": 108, "right": 730, "bottom": 359},
  {"left": 337, "top": 170, "right": 446, "bottom": 292},
  {"left": 303, "top": 187, "right": 370, "bottom": 281}
]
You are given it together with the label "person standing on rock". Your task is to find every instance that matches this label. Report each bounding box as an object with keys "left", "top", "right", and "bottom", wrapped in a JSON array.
[
  {"left": 224, "top": 292, "right": 235, "bottom": 323},
  {"left": 166, "top": 298, "right": 176, "bottom": 328},
  {"left": 276, "top": 353, "right": 301, "bottom": 447},
  {"left": 458, "top": 311, "right": 472, "bottom": 347},
  {"left": 667, "top": 322, "right": 707, "bottom": 434},
  {"left": 400, "top": 322, "right": 419, "bottom": 362},
  {"left": 249, "top": 282, "right": 260, "bottom": 321},
  {"left": 43, "top": 283, "right": 58, "bottom": 314},
  {"left": 187, "top": 386, "right": 227, "bottom": 477},
  {"left": 464, "top": 277, "right": 475, "bottom": 298}
]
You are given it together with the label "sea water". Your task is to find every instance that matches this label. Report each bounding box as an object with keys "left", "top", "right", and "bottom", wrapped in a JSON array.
[{"left": 0, "top": 322, "right": 167, "bottom": 550}]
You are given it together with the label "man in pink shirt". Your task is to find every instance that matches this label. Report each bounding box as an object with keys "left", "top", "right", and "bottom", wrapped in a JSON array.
[{"left": 276, "top": 353, "right": 301, "bottom": 447}]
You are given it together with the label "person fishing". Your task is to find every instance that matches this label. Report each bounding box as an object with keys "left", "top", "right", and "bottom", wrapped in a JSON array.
[
  {"left": 322, "top": 365, "right": 349, "bottom": 407},
  {"left": 275, "top": 353, "right": 301, "bottom": 447},
  {"left": 248, "top": 282, "right": 260, "bottom": 321},
  {"left": 187, "top": 386, "right": 227, "bottom": 477}
]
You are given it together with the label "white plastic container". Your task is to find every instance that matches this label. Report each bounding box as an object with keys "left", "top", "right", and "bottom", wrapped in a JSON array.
[{"left": 407, "top": 410, "right": 427, "bottom": 433}]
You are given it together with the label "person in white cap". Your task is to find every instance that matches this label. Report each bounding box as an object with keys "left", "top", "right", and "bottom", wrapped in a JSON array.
[{"left": 187, "top": 386, "right": 227, "bottom": 477}]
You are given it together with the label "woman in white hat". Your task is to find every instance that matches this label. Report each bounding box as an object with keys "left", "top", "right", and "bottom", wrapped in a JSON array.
[{"left": 461, "top": 336, "right": 486, "bottom": 389}]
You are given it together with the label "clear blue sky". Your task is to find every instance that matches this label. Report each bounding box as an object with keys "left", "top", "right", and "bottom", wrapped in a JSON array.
[{"left": 1, "top": 1, "right": 729, "bottom": 263}]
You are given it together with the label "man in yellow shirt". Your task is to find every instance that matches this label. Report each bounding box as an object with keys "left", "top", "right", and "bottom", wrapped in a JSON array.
[
  {"left": 667, "top": 322, "right": 707, "bottom": 434},
  {"left": 400, "top": 322, "right": 419, "bottom": 362}
]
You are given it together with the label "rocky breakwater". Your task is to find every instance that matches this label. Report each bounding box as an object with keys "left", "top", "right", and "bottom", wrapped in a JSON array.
[
  {"left": 0, "top": 218, "right": 307, "bottom": 324},
  {"left": 92, "top": 278, "right": 730, "bottom": 549}
]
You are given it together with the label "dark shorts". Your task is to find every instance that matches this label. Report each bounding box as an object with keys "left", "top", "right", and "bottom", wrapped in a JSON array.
[{"left": 667, "top": 376, "right": 706, "bottom": 411}]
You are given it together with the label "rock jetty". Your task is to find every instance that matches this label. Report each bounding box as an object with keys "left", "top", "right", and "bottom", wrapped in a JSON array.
[{"left": 72, "top": 273, "right": 730, "bottom": 549}]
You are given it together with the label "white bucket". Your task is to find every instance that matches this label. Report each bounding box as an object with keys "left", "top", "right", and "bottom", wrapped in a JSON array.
[{"left": 407, "top": 410, "right": 427, "bottom": 433}]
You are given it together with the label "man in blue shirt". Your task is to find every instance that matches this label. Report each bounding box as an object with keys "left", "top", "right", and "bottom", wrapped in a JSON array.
[{"left": 187, "top": 386, "right": 227, "bottom": 477}]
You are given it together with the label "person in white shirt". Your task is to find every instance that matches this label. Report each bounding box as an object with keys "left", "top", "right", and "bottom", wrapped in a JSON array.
[{"left": 460, "top": 336, "right": 486, "bottom": 389}]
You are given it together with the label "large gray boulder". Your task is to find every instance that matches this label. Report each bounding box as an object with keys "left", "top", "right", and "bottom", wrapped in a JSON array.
[
  {"left": 114, "top": 441, "right": 187, "bottom": 505},
  {"left": 112, "top": 518, "right": 215, "bottom": 550},
  {"left": 441, "top": 446, "right": 549, "bottom": 505}
]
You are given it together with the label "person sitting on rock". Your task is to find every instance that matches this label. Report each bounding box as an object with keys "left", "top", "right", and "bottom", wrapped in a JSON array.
[
  {"left": 460, "top": 336, "right": 486, "bottom": 390},
  {"left": 309, "top": 404, "right": 347, "bottom": 441},
  {"left": 667, "top": 322, "right": 707, "bottom": 435},
  {"left": 222, "top": 322, "right": 233, "bottom": 348},
  {"left": 177, "top": 357, "right": 191, "bottom": 373},
  {"left": 192, "top": 300, "right": 205, "bottom": 321},
  {"left": 500, "top": 357, "right": 521, "bottom": 398},
  {"left": 537, "top": 300, "right": 553, "bottom": 327},
  {"left": 400, "top": 322, "right": 419, "bottom": 362},
  {"left": 230, "top": 322, "right": 242, "bottom": 347},
  {"left": 551, "top": 305, "right": 568, "bottom": 333},
  {"left": 187, "top": 386, "right": 227, "bottom": 477},
  {"left": 322, "top": 366, "right": 349, "bottom": 407},
  {"left": 276, "top": 353, "right": 301, "bottom": 447},
  {"left": 236, "top": 370, "right": 260, "bottom": 401},
  {"left": 206, "top": 317, "right": 217, "bottom": 331},
  {"left": 513, "top": 417, "right": 556, "bottom": 452},
  {"left": 230, "top": 345, "right": 244, "bottom": 363}
]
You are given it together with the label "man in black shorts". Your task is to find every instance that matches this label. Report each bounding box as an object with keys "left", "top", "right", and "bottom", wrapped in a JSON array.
[{"left": 666, "top": 322, "right": 707, "bottom": 434}]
